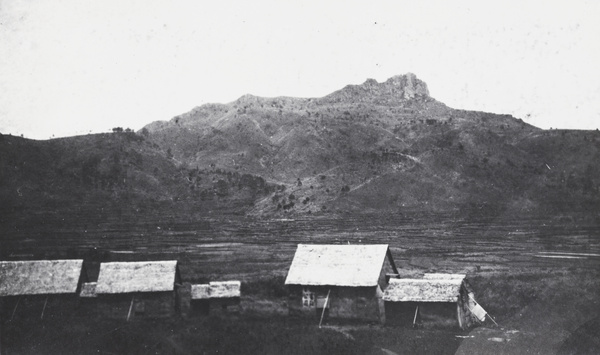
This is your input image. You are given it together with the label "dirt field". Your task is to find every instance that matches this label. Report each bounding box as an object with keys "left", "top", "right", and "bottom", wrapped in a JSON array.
[{"left": 1, "top": 212, "right": 599, "bottom": 354}]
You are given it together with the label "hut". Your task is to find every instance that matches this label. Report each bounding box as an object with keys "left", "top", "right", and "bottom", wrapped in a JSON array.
[
  {"left": 79, "top": 282, "right": 97, "bottom": 298},
  {"left": 284, "top": 244, "right": 398, "bottom": 324},
  {"left": 382, "top": 273, "right": 479, "bottom": 329},
  {"left": 0, "top": 260, "right": 85, "bottom": 320},
  {"left": 95, "top": 260, "right": 181, "bottom": 320},
  {"left": 190, "top": 281, "right": 241, "bottom": 315}
]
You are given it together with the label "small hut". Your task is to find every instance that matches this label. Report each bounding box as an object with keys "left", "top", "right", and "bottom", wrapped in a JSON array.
[
  {"left": 79, "top": 282, "right": 97, "bottom": 298},
  {"left": 95, "top": 260, "right": 181, "bottom": 319},
  {"left": 382, "top": 273, "right": 479, "bottom": 329},
  {"left": 0, "top": 260, "right": 85, "bottom": 320},
  {"left": 285, "top": 244, "right": 398, "bottom": 324},
  {"left": 190, "top": 281, "right": 241, "bottom": 315}
]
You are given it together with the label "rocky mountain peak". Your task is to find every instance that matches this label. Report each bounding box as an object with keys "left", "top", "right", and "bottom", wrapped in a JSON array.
[
  {"left": 321, "top": 73, "right": 431, "bottom": 104},
  {"left": 382, "top": 72, "right": 430, "bottom": 99}
]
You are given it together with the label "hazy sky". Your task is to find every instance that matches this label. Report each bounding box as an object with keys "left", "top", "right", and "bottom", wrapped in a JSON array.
[{"left": 1, "top": 0, "right": 599, "bottom": 139}]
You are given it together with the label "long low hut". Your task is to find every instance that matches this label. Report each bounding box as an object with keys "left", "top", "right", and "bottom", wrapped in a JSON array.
[
  {"left": 382, "top": 273, "right": 480, "bottom": 329},
  {"left": 0, "top": 260, "right": 85, "bottom": 320},
  {"left": 285, "top": 244, "right": 398, "bottom": 324},
  {"left": 94, "top": 260, "right": 181, "bottom": 319},
  {"left": 190, "top": 281, "right": 241, "bottom": 315}
]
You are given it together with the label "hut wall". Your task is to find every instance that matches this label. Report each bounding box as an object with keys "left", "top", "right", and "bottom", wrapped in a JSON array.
[
  {"left": 0, "top": 295, "right": 80, "bottom": 321},
  {"left": 209, "top": 297, "right": 241, "bottom": 314},
  {"left": 457, "top": 283, "right": 478, "bottom": 329},
  {"left": 190, "top": 299, "right": 210, "bottom": 316},
  {"left": 418, "top": 302, "right": 458, "bottom": 328},
  {"left": 78, "top": 296, "right": 98, "bottom": 317},
  {"left": 96, "top": 291, "right": 176, "bottom": 319},
  {"left": 288, "top": 285, "right": 382, "bottom": 323},
  {"left": 177, "top": 283, "right": 192, "bottom": 318},
  {"left": 379, "top": 252, "right": 397, "bottom": 287},
  {"left": 189, "top": 297, "right": 241, "bottom": 316},
  {"left": 384, "top": 301, "right": 419, "bottom": 327},
  {"left": 385, "top": 301, "right": 457, "bottom": 328}
]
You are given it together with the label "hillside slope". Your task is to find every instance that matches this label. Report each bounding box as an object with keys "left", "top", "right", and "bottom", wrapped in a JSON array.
[
  {"left": 0, "top": 132, "right": 276, "bottom": 231},
  {"left": 142, "top": 73, "right": 600, "bottom": 217},
  {"left": 1, "top": 73, "right": 599, "bottom": 224}
]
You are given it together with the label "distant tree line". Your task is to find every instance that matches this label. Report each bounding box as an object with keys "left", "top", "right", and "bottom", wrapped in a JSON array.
[{"left": 112, "top": 127, "right": 135, "bottom": 133}]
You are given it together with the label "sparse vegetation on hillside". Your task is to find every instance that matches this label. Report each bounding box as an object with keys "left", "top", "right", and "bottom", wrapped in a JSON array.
[
  {"left": 2, "top": 73, "right": 599, "bottom": 219},
  {"left": 0, "top": 132, "right": 277, "bottom": 227}
]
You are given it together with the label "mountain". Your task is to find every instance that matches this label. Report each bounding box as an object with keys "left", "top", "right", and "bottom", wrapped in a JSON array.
[
  {"left": 141, "top": 73, "right": 600, "bottom": 217},
  {"left": 1, "top": 73, "right": 599, "bottom": 226}
]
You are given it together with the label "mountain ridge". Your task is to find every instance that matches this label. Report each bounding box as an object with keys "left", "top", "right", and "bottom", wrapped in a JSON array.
[
  {"left": 139, "top": 73, "right": 599, "bottom": 217},
  {"left": 1, "top": 73, "right": 599, "bottom": 225}
]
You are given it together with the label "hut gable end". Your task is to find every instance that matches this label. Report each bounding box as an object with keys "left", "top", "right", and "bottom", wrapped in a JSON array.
[
  {"left": 378, "top": 250, "right": 399, "bottom": 288},
  {"left": 0, "top": 260, "right": 84, "bottom": 296},
  {"left": 95, "top": 261, "right": 178, "bottom": 294}
]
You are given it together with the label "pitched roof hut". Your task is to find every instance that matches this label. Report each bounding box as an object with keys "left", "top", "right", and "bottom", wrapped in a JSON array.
[
  {"left": 190, "top": 281, "right": 241, "bottom": 315},
  {"left": 382, "top": 274, "right": 479, "bottom": 329},
  {"left": 0, "top": 260, "right": 85, "bottom": 320},
  {"left": 95, "top": 261, "right": 181, "bottom": 319},
  {"left": 285, "top": 244, "right": 398, "bottom": 324}
]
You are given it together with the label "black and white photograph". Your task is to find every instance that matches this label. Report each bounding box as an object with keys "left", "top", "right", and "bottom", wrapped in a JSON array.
[{"left": 1, "top": 1, "right": 599, "bottom": 354}]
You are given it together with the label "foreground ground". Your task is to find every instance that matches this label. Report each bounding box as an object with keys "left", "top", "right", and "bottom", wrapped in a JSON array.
[
  {"left": 1, "top": 212, "right": 599, "bottom": 354},
  {"left": 2, "top": 306, "right": 466, "bottom": 355}
]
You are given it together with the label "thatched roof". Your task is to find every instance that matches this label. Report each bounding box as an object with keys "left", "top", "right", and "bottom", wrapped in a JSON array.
[
  {"left": 209, "top": 281, "right": 241, "bottom": 298},
  {"left": 0, "top": 260, "right": 83, "bottom": 296},
  {"left": 423, "top": 273, "right": 466, "bottom": 280},
  {"left": 95, "top": 261, "right": 177, "bottom": 294},
  {"left": 284, "top": 244, "right": 391, "bottom": 287},
  {"left": 191, "top": 284, "right": 211, "bottom": 299},
  {"left": 382, "top": 278, "right": 463, "bottom": 302},
  {"left": 191, "top": 281, "right": 241, "bottom": 299},
  {"left": 80, "top": 282, "right": 97, "bottom": 298}
]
